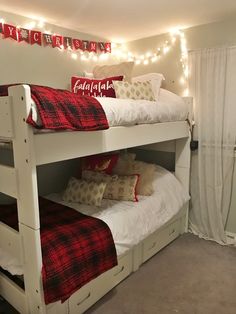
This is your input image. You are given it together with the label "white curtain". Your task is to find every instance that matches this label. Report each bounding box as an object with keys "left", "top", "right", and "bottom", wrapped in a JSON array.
[{"left": 188, "top": 47, "right": 236, "bottom": 244}]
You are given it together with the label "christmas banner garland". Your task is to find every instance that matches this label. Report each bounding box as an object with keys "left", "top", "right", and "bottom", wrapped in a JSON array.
[{"left": 0, "top": 22, "right": 111, "bottom": 53}]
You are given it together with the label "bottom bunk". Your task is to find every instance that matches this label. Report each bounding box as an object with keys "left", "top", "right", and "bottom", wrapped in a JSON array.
[
  {"left": 0, "top": 164, "right": 189, "bottom": 314},
  {"left": 0, "top": 205, "right": 187, "bottom": 314}
]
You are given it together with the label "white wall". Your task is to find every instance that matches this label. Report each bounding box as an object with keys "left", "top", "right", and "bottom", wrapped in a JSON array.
[
  {"left": 0, "top": 10, "right": 114, "bottom": 90},
  {"left": 126, "top": 17, "right": 236, "bottom": 95}
]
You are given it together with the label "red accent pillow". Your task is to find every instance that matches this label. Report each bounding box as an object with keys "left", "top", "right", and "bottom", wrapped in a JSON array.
[
  {"left": 71, "top": 76, "right": 123, "bottom": 97},
  {"left": 82, "top": 153, "right": 119, "bottom": 174}
]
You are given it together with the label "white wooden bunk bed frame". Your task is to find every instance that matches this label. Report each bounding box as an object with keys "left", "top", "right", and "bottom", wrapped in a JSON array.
[{"left": 0, "top": 85, "right": 192, "bottom": 314}]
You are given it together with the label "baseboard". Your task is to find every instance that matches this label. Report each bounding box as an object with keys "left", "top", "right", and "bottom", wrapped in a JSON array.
[{"left": 226, "top": 231, "right": 236, "bottom": 245}]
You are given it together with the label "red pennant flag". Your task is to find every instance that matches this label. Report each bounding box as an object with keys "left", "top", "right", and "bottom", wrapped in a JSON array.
[
  {"left": 105, "top": 42, "right": 111, "bottom": 53},
  {"left": 98, "top": 42, "right": 105, "bottom": 52},
  {"left": 73, "top": 39, "right": 82, "bottom": 50},
  {"left": 0, "top": 23, "right": 3, "bottom": 34},
  {"left": 64, "top": 37, "right": 73, "bottom": 49},
  {"left": 4, "top": 24, "right": 18, "bottom": 41},
  {"left": 31, "top": 30, "right": 42, "bottom": 46},
  {"left": 52, "top": 35, "right": 63, "bottom": 48},
  {"left": 82, "top": 40, "right": 89, "bottom": 51},
  {"left": 89, "top": 41, "right": 97, "bottom": 53},
  {"left": 18, "top": 28, "right": 30, "bottom": 43},
  {"left": 43, "top": 33, "right": 53, "bottom": 46}
]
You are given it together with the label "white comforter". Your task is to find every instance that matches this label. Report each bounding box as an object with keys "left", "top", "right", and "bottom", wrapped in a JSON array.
[
  {"left": 96, "top": 95, "right": 188, "bottom": 127},
  {"left": 0, "top": 166, "right": 189, "bottom": 275},
  {"left": 32, "top": 89, "right": 188, "bottom": 128}
]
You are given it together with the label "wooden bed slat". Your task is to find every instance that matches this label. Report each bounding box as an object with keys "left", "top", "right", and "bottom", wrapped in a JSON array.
[
  {"left": 0, "top": 272, "right": 27, "bottom": 313},
  {"left": 0, "top": 164, "right": 18, "bottom": 198}
]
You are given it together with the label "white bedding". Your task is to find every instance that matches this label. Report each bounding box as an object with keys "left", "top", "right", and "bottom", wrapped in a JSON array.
[
  {"left": 0, "top": 166, "right": 189, "bottom": 275},
  {"left": 32, "top": 89, "right": 188, "bottom": 128}
]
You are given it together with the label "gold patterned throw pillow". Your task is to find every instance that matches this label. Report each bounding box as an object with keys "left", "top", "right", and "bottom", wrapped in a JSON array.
[
  {"left": 82, "top": 170, "right": 139, "bottom": 202},
  {"left": 82, "top": 170, "right": 118, "bottom": 184},
  {"left": 104, "top": 174, "right": 139, "bottom": 202},
  {"left": 113, "top": 80, "right": 155, "bottom": 101},
  {"left": 62, "top": 177, "right": 107, "bottom": 207}
]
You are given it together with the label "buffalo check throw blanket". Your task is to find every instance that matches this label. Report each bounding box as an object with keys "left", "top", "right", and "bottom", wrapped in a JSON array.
[
  {"left": 0, "top": 84, "right": 109, "bottom": 131},
  {"left": 0, "top": 198, "right": 117, "bottom": 304}
]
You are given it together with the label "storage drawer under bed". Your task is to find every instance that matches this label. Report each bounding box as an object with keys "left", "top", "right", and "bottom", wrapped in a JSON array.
[
  {"left": 142, "top": 218, "right": 181, "bottom": 263},
  {"left": 69, "top": 251, "right": 132, "bottom": 314}
]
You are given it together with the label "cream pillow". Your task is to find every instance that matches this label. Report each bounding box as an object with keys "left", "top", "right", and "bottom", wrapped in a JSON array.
[
  {"left": 62, "top": 177, "right": 107, "bottom": 207},
  {"left": 132, "top": 73, "right": 165, "bottom": 101},
  {"left": 93, "top": 61, "right": 134, "bottom": 82},
  {"left": 82, "top": 170, "right": 139, "bottom": 202},
  {"left": 113, "top": 160, "right": 156, "bottom": 196},
  {"left": 113, "top": 81, "right": 155, "bottom": 101}
]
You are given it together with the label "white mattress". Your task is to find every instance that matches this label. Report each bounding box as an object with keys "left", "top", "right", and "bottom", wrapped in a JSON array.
[
  {"left": 0, "top": 166, "right": 189, "bottom": 276},
  {"left": 32, "top": 89, "right": 188, "bottom": 128}
]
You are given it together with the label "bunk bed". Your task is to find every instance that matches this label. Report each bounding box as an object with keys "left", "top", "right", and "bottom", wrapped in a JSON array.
[{"left": 0, "top": 84, "right": 192, "bottom": 314}]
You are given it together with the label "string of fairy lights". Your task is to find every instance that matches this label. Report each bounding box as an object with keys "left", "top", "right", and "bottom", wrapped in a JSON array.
[
  {"left": 0, "top": 17, "right": 189, "bottom": 94},
  {"left": 110, "top": 29, "right": 189, "bottom": 95}
]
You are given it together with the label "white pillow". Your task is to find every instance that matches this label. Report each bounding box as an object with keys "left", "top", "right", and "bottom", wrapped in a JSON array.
[
  {"left": 132, "top": 73, "right": 165, "bottom": 101},
  {"left": 159, "top": 88, "right": 185, "bottom": 106}
]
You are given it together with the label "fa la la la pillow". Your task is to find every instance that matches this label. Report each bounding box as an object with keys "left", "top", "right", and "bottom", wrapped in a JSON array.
[{"left": 71, "top": 75, "right": 123, "bottom": 97}]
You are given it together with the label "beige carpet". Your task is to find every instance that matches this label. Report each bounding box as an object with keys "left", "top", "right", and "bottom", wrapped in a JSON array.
[{"left": 86, "top": 233, "right": 236, "bottom": 314}]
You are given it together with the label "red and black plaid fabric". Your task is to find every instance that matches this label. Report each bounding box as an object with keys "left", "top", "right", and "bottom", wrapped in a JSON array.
[
  {"left": 0, "top": 84, "right": 109, "bottom": 131},
  {"left": 0, "top": 198, "right": 117, "bottom": 304}
]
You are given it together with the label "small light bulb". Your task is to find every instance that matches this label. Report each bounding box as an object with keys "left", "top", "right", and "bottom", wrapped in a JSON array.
[
  {"left": 163, "top": 46, "right": 170, "bottom": 54},
  {"left": 38, "top": 20, "right": 45, "bottom": 28},
  {"left": 71, "top": 53, "right": 77, "bottom": 60},
  {"left": 183, "top": 88, "right": 189, "bottom": 96},
  {"left": 151, "top": 56, "right": 158, "bottom": 62}
]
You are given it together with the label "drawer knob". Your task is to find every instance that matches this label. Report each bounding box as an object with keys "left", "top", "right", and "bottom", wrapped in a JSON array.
[
  {"left": 169, "top": 229, "right": 175, "bottom": 236},
  {"left": 114, "top": 266, "right": 125, "bottom": 277},
  {"left": 77, "top": 292, "right": 91, "bottom": 306},
  {"left": 149, "top": 241, "right": 156, "bottom": 250}
]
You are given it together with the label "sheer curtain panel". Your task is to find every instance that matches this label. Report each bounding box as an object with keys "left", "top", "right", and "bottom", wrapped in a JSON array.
[{"left": 188, "top": 47, "right": 236, "bottom": 244}]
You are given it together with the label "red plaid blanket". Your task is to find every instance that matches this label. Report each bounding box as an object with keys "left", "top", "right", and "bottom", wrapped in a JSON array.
[
  {"left": 0, "top": 84, "right": 109, "bottom": 131},
  {"left": 0, "top": 198, "right": 117, "bottom": 304}
]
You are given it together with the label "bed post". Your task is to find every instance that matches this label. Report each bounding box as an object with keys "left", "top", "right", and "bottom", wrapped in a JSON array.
[
  {"left": 175, "top": 97, "right": 192, "bottom": 233},
  {"left": 9, "top": 85, "right": 46, "bottom": 313}
]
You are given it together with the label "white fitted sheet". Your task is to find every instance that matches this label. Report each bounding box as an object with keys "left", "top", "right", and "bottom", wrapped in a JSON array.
[
  {"left": 0, "top": 166, "right": 189, "bottom": 275},
  {"left": 31, "top": 90, "right": 188, "bottom": 128}
]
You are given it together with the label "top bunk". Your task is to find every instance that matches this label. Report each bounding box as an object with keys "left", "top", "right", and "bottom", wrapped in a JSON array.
[{"left": 0, "top": 84, "right": 192, "bottom": 166}]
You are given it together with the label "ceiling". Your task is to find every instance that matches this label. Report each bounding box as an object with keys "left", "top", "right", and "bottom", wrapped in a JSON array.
[{"left": 1, "top": 0, "right": 236, "bottom": 42}]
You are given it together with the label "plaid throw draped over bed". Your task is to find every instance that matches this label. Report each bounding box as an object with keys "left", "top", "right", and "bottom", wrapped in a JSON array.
[
  {"left": 0, "top": 84, "right": 109, "bottom": 130},
  {"left": 0, "top": 198, "right": 117, "bottom": 304}
]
